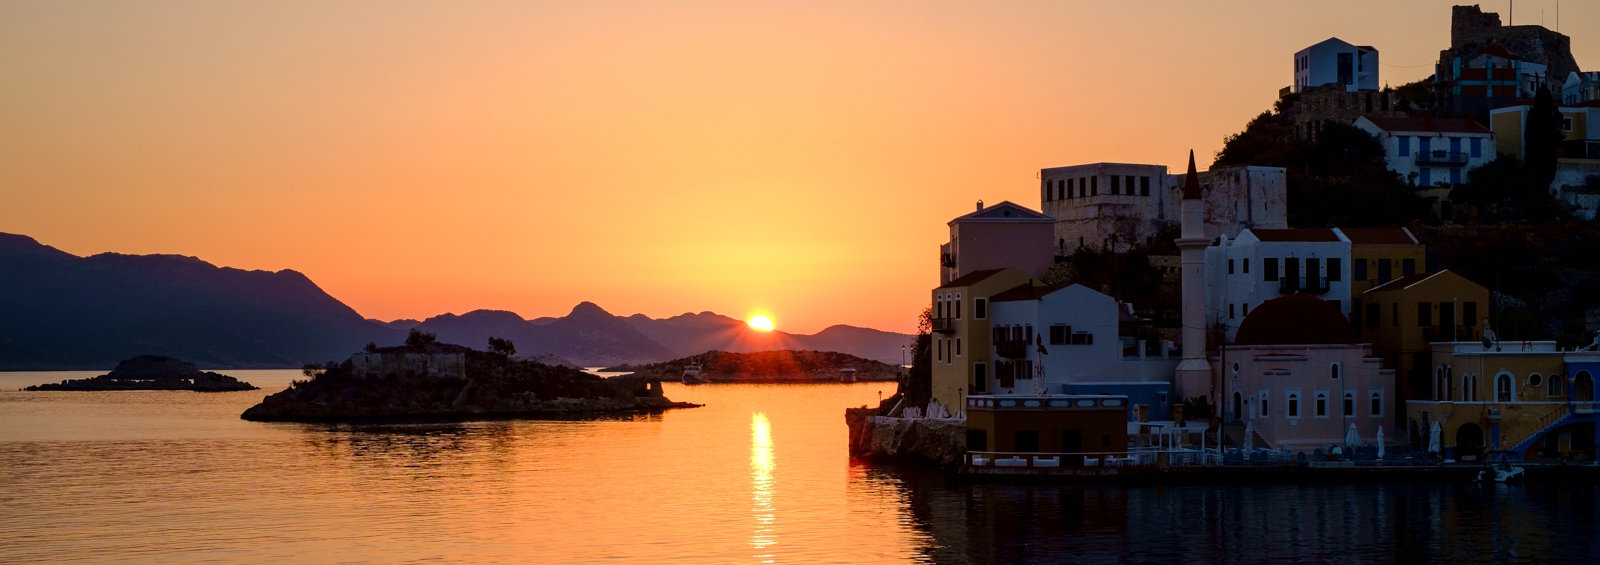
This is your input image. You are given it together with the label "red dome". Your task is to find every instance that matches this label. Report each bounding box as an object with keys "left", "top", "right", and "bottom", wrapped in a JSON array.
[{"left": 1234, "top": 294, "right": 1358, "bottom": 346}]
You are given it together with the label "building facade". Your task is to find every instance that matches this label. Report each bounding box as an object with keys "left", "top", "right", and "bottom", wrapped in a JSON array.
[
  {"left": 1041, "top": 162, "right": 1286, "bottom": 255},
  {"left": 986, "top": 282, "right": 1178, "bottom": 396},
  {"left": 1293, "top": 37, "right": 1379, "bottom": 93},
  {"left": 930, "top": 268, "right": 1034, "bottom": 413},
  {"left": 1406, "top": 341, "right": 1570, "bottom": 461},
  {"left": 1204, "top": 228, "right": 1353, "bottom": 342},
  {"left": 938, "top": 201, "right": 1055, "bottom": 285},
  {"left": 1360, "top": 270, "right": 1491, "bottom": 422},
  {"left": 1352, "top": 116, "right": 1495, "bottom": 188},
  {"left": 1562, "top": 71, "right": 1600, "bottom": 106}
]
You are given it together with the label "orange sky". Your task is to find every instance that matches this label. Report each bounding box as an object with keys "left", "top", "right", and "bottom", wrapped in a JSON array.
[{"left": 2, "top": 1, "right": 1595, "bottom": 334}]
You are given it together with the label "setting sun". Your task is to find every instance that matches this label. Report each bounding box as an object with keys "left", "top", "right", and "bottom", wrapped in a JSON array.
[{"left": 747, "top": 315, "right": 775, "bottom": 332}]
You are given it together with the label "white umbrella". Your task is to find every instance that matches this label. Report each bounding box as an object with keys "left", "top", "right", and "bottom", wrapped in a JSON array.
[
  {"left": 1428, "top": 421, "right": 1442, "bottom": 455},
  {"left": 1376, "top": 426, "right": 1386, "bottom": 459},
  {"left": 1345, "top": 423, "right": 1359, "bottom": 448},
  {"left": 1243, "top": 421, "right": 1254, "bottom": 454}
]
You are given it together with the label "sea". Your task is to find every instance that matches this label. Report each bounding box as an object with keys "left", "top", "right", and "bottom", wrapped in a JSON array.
[{"left": 3, "top": 371, "right": 1599, "bottom": 564}]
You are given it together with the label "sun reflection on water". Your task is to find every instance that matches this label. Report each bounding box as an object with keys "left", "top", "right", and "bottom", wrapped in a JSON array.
[{"left": 750, "top": 412, "right": 776, "bottom": 563}]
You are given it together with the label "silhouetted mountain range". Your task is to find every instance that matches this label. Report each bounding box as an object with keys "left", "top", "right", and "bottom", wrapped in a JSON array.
[{"left": 0, "top": 232, "right": 913, "bottom": 370}]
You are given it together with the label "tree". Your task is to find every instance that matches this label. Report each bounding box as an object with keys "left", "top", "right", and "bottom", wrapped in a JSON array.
[
  {"left": 363, "top": 342, "right": 379, "bottom": 353},
  {"left": 404, "top": 328, "right": 438, "bottom": 349},
  {"left": 1525, "top": 84, "right": 1565, "bottom": 191},
  {"left": 488, "top": 336, "right": 516, "bottom": 357}
]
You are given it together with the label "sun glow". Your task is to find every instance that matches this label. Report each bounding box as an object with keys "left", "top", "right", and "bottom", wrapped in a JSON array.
[{"left": 747, "top": 315, "right": 775, "bottom": 332}]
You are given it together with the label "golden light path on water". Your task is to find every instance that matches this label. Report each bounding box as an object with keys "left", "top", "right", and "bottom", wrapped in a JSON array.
[{"left": 750, "top": 412, "right": 776, "bottom": 563}]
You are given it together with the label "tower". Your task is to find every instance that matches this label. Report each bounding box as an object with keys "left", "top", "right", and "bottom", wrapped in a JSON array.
[{"left": 1174, "top": 151, "right": 1214, "bottom": 406}]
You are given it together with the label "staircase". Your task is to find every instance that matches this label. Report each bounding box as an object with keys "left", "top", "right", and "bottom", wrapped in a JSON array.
[
  {"left": 1508, "top": 404, "right": 1596, "bottom": 455},
  {"left": 1222, "top": 421, "right": 1271, "bottom": 450}
]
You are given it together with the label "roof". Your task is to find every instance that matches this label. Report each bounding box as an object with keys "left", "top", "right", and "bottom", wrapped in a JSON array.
[
  {"left": 1475, "top": 45, "right": 1523, "bottom": 61},
  {"left": 938, "top": 268, "right": 1006, "bottom": 289},
  {"left": 1338, "top": 226, "right": 1417, "bottom": 245},
  {"left": 1358, "top": 115, "right": 1492, "bottom": 135},
  {"left": 1249, "top": 228, "right": 1341, "bottom": 243},
  {"left": 1365, "top": 272, "right": 1439, "bottom": 293},
  {"left": 1234, "top": 295, "right": 1359, "bottom": 346},
  {"left": 948, "top": 201, "right": 1053, "bottom": 225},
  {"left": 1182, "top": 150, "right": 1201, "bottom": 200},
  {"left": 1566, "top": 100, "right": 1600, "bottom": 109},
  {"left": 989, "top": 282, "right": 1071, "bottom": 302}
]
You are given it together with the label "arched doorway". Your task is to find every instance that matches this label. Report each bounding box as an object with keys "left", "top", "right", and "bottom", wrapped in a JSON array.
[
  {"left": 1456, "top": 423, "right": 1486, "bottom": 461},
  {"left": 1232, "top": 392, "right": 1243, "bottom": 420},
  {"left": 1576, "top": 371, "right": 1595, "bottom": 402}
]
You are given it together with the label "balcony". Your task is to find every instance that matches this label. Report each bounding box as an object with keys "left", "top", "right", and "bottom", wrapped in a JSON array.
[
  {"left": 994, "top": 340, "right": 1028, "bottom": 359},
  {"left": 1279, "top": 276, "right": 1330, "bottom": 295},
  {"left": 931, "top": 317, "right": 956, "bottom": 333},
  {"left": 1414, "top": 150, "right": 1470, "bottom": 166},
  {"left": 940, "top": 252, "right": 957, "bottom": 268}
]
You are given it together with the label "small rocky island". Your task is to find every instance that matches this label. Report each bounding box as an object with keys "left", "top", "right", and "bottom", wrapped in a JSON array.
[
  {"left": 25, "top": 355, "right": 259, "bottom": 392},
  {"left": 606, "top": 350, "right": 901, "bottom": 382},
  {"left": 240, "top": 331, "right": 699, "bottom": 423}
]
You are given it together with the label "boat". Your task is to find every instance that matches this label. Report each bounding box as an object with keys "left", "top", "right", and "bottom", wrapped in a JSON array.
[
  {"left": 681, "top": 364, "right": 710, "bottom": 385},
  {"left": 1477, "top": 452, "right": 1526, "bottom": 484}
]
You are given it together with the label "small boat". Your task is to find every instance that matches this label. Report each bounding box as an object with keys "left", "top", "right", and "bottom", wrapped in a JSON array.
[
  {"left": 681, "top": 364, "right": 710, "bottom": 385},
  {"left": 840, "top": 367, "right": 857, "bottom": 383},
  {"left": 1478, "top": 452, "right": 1526, "bottom": 484}
]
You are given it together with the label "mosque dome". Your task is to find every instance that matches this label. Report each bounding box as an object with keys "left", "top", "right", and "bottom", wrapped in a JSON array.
[{"left": 1233, "top": 294, "right": 1358, "bottom": 346}]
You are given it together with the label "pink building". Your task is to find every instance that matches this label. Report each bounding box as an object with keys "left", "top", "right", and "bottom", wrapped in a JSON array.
[
  {"left": 1220, "top": 294, "right": 1396, "bottom": 452},
  {"left": 938, "top": 201, "right": 1055, "bottom": 285}
]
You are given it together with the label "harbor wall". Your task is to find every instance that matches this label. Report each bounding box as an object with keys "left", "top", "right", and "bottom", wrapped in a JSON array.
[{"left": 846, "top": 407, "right": 967, "bottom": 468}]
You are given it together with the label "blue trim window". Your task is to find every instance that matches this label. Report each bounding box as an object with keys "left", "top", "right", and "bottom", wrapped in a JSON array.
[
  {"left": 1450, "top": 167, "right": 1462, "bottom": 185},
  {"left": 1420, "top": 137, "right": 1432, "bottom": 155},
  {"left": 1420, "top": 168, "right": 1432, "bottom": 187},
  {"left": 1397, "top": 136, "right": 1411, "bottom": 157},
  {"left": 1450, "top": 137, "right": 1461, "bottom": 154},
  {"left": 1470, "top": 137, "right": 1482, "bottom": 158}
]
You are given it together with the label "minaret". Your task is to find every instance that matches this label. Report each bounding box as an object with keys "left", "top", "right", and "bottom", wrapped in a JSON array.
[{"left": 1174, "top": 150, "right": 1213, "bottom": 407}]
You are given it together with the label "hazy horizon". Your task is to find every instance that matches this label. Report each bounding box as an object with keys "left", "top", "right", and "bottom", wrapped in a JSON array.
[{"left": 4, "top": 0, "right": 1595, "bottom": 334}]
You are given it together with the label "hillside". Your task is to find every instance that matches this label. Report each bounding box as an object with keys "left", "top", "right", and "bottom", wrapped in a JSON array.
[{"left": 609, "top": 350, "right": 901, "bottom": 383}]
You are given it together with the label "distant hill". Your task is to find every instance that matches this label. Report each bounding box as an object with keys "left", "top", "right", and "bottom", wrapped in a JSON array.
[
  {"left": 0, "top": 232, "right": 403, "bottom": 370},
  {"left": 607, "top": 350, "right": 901, "bottom": 382},
  {"left": 0, "top": 231, "right": 913, "bottom": 370}
]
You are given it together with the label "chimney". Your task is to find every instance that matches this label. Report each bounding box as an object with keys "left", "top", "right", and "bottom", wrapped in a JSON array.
[{"left": 976, "top": 200, "right": 984, "bottom": 211}]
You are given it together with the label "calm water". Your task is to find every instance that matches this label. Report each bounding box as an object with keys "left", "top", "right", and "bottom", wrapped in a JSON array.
[{"left": 3, "top": 372, "right": 1599, "bottom": 564}]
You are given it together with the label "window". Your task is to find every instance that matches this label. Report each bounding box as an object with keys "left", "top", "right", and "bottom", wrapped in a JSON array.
[
  {"left": 1463, "top": 302, "right": 1476, "bottom": 326},
  {"left": 1287, "top": 391, "right": 1300, "bottom": 418},
  {"left": 1024, "top": 325, "right": 1032, "bottom": 343},
  {"left": 1402, "top": 258, "right": 1416, "bottom": 277},
  {"left": 1549, "top": 374, "right": 1566, "bottom": 397},
  {"left": 1420, "top": 168, "right": 1432, "bottom": 187},
  {"left": 1243, "top": 258, "right": 1250, "bottom": 274},
  {"left": 1260, "top": 389, "right": 1270, "bottom": 417},
  {"left": 1264, "top": 258, "right": 1280, "bottom": 281},
  {"left": 1140, "top": 176, "right": 1151, "bottom": 196},
  {"left": 1496, "top": 373, "right": 1514, "bottom": 402},
  {"left": 1315, "top": 391, "right": 1328, "bottom": 417},
  {"left": 1377, "top": 259, "right": 1392, "bottom": 283},
  {"left": 1530, "top": 373, "right": 1543, "bottom": 388},
  {"left": 1090, "top": 176, "right": 1098, "bottom": 196},
  {"left": 1049, "top": 325, "right": 1070, "bottom": 345},
  {"left": 1327, "top": 258, "right": 1341, "bottom": 281},
  {"left": 1343, "top": 392, "right": 1355, "bottom": 416},
  {"left": 973, "top": 363, "right": 988, "bottom": 393},
  {"left": 1370, "top": 390, "right": 1384, "bottom": 416},
  {"left": 1067, "top": 179, "right": 1075, "bottom": 199},
  {"left": 1228, "top": 259, "right": 1235, "bottom": 274},
  {"left": 1564, "top": 117, "right": 1575, "bottom": 132},
  {"left": 1461, "top": 374, "right": 1477, "bottom": 402},
  {"left": 1243, "top": 303, "right": 1250, "bottom": 316},
  {"left": 1110, "top": 175, "right": 1120, "bottom": 195},
  {"left": 1398, "top": 136, "right": 1411, "bottom": 157},
  {"left": 1354, "top": 259, "right": 1368, "bottom": 281},
  {"left": 936, "top": 338, "right": 943, "bottom": 362},
  {"left": 1470, "top": 137, "right": 1482, "bottom": 158},
  {"left": 1330, "top": 363, "right": 1341, "bottom": 380},
  {"left": 1228, "top": 304, "right": 1235, "bottom": 319},
  {"left": 955, "top": 338, "right": 962, "bottom": 357},
  {"left": 954, "top": 292, "right": 962, "bottom": 319},
  {"left": 1418, "top": 302, "right": 1432, "bottom": 327},
  {"left": 1366, "top": 303, "right": 1380, "bottom": 329}
]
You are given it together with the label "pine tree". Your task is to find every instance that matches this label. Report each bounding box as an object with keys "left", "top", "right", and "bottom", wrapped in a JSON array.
[{"left": 1524, "top": 84, "right": 1565, "bottom": 193}]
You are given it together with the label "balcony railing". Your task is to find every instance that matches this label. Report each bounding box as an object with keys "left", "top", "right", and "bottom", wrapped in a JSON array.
[
  {"left": 940, "top": 252, "right": 956, "bottom": 268},
  {"left": 1414, "top": 150, "right": 1470, "bottom": 166},
  {"left": 1279, "top": 276, "right": 1330, "bottom": 294},
  {"left": 931, "top": 317, "right": 956, "bottom": 333},
  {"left": 994, "top": 340, "right": 1028, "bottom": 358}
]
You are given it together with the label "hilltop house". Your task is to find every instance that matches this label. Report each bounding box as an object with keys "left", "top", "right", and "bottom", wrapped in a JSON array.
[
  {"left": 1040, "top": 162, "right": 1286, "bottom": 255},
  {"left": 1562, "top": 71, "right": 1600, "bottom": 105},
  {"left": 1434, "top": 5, "right": 1578, "bottom": 122},
  {"left": 1293, "top": 38, "right": 1379, "bottom": 93},
  {"left": 939, "top": 201, "right": 1054, "bottom": 285},
  {"left": 1352, "top": 116, "right": 1496, "bottom": 191},
  {"left": 1491, "top": 99, "right": 1600, "bottom": 218}
]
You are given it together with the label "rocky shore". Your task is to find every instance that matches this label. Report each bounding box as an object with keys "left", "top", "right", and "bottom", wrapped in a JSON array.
[
  {"left": 26, "top": 355, "right": 258, "bottom": 392},
  {"left": 241, "top": 332, "right": 699, "bottom": 423},
  {"left": 605, "top": 350, "right": 901, "bottom": 382}
]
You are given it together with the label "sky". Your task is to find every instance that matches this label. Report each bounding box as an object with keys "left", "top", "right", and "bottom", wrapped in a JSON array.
[{"left": 2, "top": 0, "right": 1596, "bottom": 335}]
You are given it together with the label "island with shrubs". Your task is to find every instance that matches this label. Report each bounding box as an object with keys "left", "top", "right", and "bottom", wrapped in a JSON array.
[
  {"left": 25, "top": 355, "right": 258, "bottom": 392},
  {"left": 240, "top": 330, "right": 698, "bottom": 422},
  {"left": 604, "top": 350, "right": 902, "bottom": 382}
]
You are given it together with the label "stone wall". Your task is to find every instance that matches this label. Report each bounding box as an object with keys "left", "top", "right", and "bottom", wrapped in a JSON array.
[
  {"left": 1445, "top": 5, "right": 1580, "bottom": 81},
  {"left": 351, "top": 352, "right": 467, "bottom": 379},
  {"left": 1287, "top": 84, "right": 1406, "bottom": 140},
  {"left": 1042, "top": 164, "right": 1287, "bottom": 256},
  {"left": 846, "top": 408, "right": 967, "bottom": 468}
]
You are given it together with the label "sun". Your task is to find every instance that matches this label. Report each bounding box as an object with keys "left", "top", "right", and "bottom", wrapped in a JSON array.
[{"left": 747, "top": 315, "right": 775, "bottom": 332}]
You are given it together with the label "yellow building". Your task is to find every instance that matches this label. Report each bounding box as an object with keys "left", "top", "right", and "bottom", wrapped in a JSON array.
[
  {"left": 1361, "top": 270, "right": 1490, "bottom": 410},
  {"left": 930, "top": 268, "right": 1033, "bottom": 412},
  {"left": 1490, "top": 101, "right": 1600, "bottom": 163},
  {"left": 1406, "top": 341, "right": 1570, "bottom": 461},
  {"left": 1340, "top": 227, "right": 1427, "bottom": 297}
]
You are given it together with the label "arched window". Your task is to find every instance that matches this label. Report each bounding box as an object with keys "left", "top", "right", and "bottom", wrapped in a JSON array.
[
  {"left": 1550, "top": 374, "right": 1567, "bottom": 397},
  {"left": 1287, "top": 393, "right": 1300, "bottom": 418},
  {"left": 1578, "top": 371, "right": 1595, "bottom": 402},
  {"left": 1461, "top": 374, "right": 1476, "bottom": 402},
  {"left": 1330, "top": 364, "right": 1341, "bottom": 380},
  {"left": 1496, "top": 373, "right": 1514, "bottom": 402},
  {"left": 1436, "top": 367, "right": 1446, "bottom": 401},
  {"left": 1370, "top": 391, "right": 1384, "bottom": 416},
  {"left": 1315, "top": 392, "right": 1328, "bottom": 417},
  {"left": 1260, "top": 390, "right": 1270, "bottom": 417},
  {"left": 1343, "top": 392, "right": 1355, "bottom": 417}
]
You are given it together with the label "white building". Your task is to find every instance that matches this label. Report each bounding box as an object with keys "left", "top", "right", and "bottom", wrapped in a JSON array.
[
  {"left": 1294, "top": 38, "right": 1379, "bottom": 93},
  {"left": 1040, "top": 163, "right": 1287, "bottom": 255},
  {"left": 1205, "top": 229, "right": 1354, "bottom": 343},
  {"left": 1563, "top": 71, "right": 1600, "bottom": 105},
  {"left": 1352, "top": 116, "right": 1495, "bottom": 187}
]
